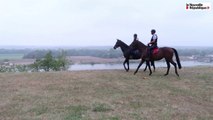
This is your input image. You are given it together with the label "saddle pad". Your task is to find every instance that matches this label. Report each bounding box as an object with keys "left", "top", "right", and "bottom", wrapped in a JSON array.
[{"left": 153, "top": 48, "right": 159, "bottom": 54}]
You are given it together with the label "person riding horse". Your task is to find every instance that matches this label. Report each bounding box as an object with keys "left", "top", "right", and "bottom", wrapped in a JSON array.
[
  {"left": 129, "top": 33, "right": 182, "bottom": 76},
  {"left": 147, "top": 29, "right": 158, "bottom": 60}
]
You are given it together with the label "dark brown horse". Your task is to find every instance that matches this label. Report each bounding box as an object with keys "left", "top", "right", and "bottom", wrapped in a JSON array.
[
  {"left": 113, "top": 39, "right": 155, "bottom": 72},
  {"left": 130, "top": 40, "right": 182, "bottom": 76}
]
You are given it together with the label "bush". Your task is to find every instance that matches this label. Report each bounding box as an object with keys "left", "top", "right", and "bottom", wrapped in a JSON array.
[{"left": 31, "top": 51, "right": 69, "bottom": 72}]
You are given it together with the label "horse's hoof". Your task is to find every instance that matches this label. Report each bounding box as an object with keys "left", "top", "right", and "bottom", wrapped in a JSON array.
[
  {"left": 134, "top": 72, "right": 137, "bottom": 75},
  {"left": 164, "top": 74, "right": 168, "bottom": 76},
  {"left": 149, "top": 73, "right": 152, "bottom": 76}
]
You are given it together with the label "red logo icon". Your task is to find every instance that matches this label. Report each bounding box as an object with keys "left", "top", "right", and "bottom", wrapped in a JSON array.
[{"left": 186, "top": 4, "right": 189, "bottom": 9}]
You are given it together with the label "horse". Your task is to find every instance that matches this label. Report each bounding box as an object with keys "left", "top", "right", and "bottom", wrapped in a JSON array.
[
  {"left": 130, "top": 40, "right": 182, "bottom": 76},
  {"left": 113, "top": 39, "right": 155, "bottom": 72}
]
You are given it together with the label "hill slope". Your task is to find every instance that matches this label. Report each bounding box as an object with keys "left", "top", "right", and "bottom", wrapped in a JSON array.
[{"left": 0, "top": 67, "right": 212, "bottom": 120}]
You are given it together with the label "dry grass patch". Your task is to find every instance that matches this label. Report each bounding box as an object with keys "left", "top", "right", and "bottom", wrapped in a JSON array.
[{"left": 0, "top": 67, "right": 213, "bottom": 120}]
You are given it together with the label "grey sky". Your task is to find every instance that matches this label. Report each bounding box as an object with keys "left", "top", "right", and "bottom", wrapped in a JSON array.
[{"left": 0, "top": 0, "right": 212, "bottom": 47}]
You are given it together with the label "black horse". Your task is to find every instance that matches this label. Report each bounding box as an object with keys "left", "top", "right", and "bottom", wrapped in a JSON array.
[{"left": 113, "top": 39, "right": 155, "bottom": 72}]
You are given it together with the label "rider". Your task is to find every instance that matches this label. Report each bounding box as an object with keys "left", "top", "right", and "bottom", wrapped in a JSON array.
[
  {"left": 129, "top": 34, "right": 140, "bottom": 58},
  {"left": 147, "top": 29, "right": 158, "bottom": 60}
]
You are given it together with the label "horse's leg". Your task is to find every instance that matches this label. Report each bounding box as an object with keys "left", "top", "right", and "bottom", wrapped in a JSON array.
[
  {"left": 170, "top": 60, "right": 179, "bottom": 77},
  {"left": 144, "top": 62, "right": 147, "bottom": 72},
  {"left": 165, "top": 60, "right": 170, "bottom": 76},
  {"left": 127, "top": 59, "right": 130, "bottom": 71},
  {"left": 147, "top": 60, "right": 152, "bottom": 75},
  {"left": 134, "top": 59, "right": 145, "bottom": 75},
  {"left": 151, "top": 61, "right": 155, "bottom": 72},
  {"left": 123, "top": 59, "right": 128, "bottom": 72}
]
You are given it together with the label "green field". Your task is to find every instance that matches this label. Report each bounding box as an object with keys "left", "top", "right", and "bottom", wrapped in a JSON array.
[
  {"left": 0, "top": 54, "right": 24, "bottom": 60},
  {"left": 0, "top": 67, "right": 212, "bottom": 120}
]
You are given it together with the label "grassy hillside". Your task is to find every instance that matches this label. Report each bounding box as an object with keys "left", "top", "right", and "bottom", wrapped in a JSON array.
[{"left": 0, "top": 67, "right": 212, "bottom": 120}]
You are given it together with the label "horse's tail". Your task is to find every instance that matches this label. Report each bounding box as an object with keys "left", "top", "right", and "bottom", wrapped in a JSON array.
[{"left": 172, "top": 48, "right": 182, "bottom": 69}]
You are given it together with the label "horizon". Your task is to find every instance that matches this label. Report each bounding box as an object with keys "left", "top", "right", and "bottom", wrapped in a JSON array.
[{"left": 0, "top": 45, "right": 213, "bottom": 50}]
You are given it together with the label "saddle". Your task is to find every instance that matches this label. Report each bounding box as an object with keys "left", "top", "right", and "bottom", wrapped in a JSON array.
[
  {"left": 152, "top": 47, "right": 159, "bottom": 55},
  {"left": 146, "top": 47, "right": 159, "bottom": 59}
]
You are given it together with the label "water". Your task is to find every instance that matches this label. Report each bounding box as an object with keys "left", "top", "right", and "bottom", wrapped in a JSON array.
[{"left": 68, "top": 61, "right": 213, "bottom": 71}]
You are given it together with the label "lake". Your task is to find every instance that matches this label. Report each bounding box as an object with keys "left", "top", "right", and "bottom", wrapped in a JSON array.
[{"left": 69, "top": 61, "right": 213, "bottom": 71}]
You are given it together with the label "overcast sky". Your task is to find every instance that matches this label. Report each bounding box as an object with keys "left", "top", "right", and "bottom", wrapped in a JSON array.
[{"left": 0, "top": 0, "right": 212, "bottom": 47}]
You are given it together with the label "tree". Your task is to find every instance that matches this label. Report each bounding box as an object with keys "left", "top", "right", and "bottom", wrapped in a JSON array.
[
  {"left": 41, "top": 51, "right": 54, "bottom": 71},
  {"left": 31, "top": 51, "right": 69, "bottom": 72}
]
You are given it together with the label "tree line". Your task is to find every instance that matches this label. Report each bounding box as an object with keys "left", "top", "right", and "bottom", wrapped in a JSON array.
[
  {"left": 0, "top": 47, "right": 213, "bottom": 60},
  {"left": 177, "top": 48, "right": 213, "bottom": 56},
  {"left": 23, "top": 48, "right": 122, "bottom": 59},
  {"left": 23, "top": 48, "right": 213, "bottom": 59}
]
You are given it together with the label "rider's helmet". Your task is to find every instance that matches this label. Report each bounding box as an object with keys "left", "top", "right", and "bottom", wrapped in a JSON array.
[{"left": 151, "top": 29, "right": 156, "bottom": 34}]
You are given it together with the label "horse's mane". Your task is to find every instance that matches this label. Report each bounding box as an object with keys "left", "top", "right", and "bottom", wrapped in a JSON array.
[
  {"left": 136, "top": 40, "right": 146, "bottom": 47},
  {"left": 117, "top": 39, "right": 129, "bottom": 48},
  {"left": 131, "top": 40, "right": 146, "bottom": 48}
]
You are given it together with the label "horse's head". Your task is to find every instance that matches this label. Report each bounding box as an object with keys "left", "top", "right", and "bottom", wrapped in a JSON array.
[{"left": 113, "top": 39, "right": 121, "bottom": 49}]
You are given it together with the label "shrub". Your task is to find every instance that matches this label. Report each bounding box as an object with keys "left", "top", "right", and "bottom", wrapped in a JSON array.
[{"left": 31, "top": 51, "right": 69, "bottom": 72}]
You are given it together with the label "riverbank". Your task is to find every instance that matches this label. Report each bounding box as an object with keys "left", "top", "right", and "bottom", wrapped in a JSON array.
[
  {"left": 69, "top": 61, "right": 213, "bottom": 71},
  {"left": 0, "top": 67, "right": 212, "bottom": 120}
]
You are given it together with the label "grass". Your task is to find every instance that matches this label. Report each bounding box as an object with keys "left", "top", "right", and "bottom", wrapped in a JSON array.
[
  {"left": 0, "top": 67, "right": 213, "bottom": 120},
  {"left": 30, "top": 105, "right": 48, "bottom": 116},
  {"left": 64, "top": 105, "right": 88, "bottom": 120},
  {"left": 92, "top": 103, "right": 112, "bottom": 112}
]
